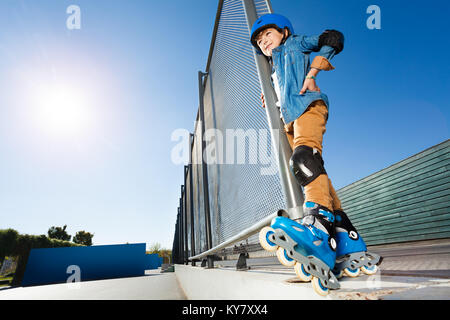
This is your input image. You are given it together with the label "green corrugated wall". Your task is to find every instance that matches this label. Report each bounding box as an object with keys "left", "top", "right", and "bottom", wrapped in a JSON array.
[{"left": 336, "top": 139, "right": 450, "bottom": 245}]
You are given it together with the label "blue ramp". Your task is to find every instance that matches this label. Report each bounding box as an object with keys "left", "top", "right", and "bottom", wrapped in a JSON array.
[
  {"left": 22, "top": 243, "right": 159, "bottom": 286},
  {"left": 145, "top": 253, "right": 163, "bottom": 270}
]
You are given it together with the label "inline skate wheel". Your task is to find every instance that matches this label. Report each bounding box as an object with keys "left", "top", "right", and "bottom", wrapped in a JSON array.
[
  {"left": 259, "top": 226, "right": 278, "bottom": 252},
  {"left": 276, "top": 247, "right": 296, "bottom": 267},
  {"left": 361, "top": 265, "right": 378, "bottom": 275},
  {"left": 294, "top": 262, "right": 312, "bottom": 282},
  {"left": 333, "top": 269, "right": 344, "bottom": 279},
  {"left": 344, "top": 267, "right": 360, "bottom": 277},
  {"left": 311, "top": 277, "right": 329, "bottom": 296}
]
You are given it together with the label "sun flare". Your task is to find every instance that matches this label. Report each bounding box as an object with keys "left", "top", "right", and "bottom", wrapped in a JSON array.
[{"left": 32, "top": 84, "right": 92, "bottom": 136}]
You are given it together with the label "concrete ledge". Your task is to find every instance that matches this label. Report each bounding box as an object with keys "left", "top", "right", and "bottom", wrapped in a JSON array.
[
  {"left": 175, "top": 264, "right": 450, "bottom": 300},
  {"left": 175, "top": 264, "right": 330, "bottom": 300}
]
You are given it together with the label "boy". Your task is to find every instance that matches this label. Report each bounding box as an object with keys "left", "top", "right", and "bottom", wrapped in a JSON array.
[{"left": 252, "top": 14, "right": 382, "bottom": 293}]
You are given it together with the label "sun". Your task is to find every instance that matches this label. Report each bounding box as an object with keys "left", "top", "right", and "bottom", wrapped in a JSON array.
[{"left": 32, "top": 84, "right": 92, "bottom": 136}]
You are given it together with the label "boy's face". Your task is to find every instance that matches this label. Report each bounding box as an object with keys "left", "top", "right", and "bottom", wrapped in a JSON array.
[{"left": 255, "top": 27, "right": 286, "bottom": 57}]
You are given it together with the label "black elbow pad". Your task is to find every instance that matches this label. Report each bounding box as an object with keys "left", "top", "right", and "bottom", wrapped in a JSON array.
[{"left": 318, "top": 29, "right": 344, "bottom": 54}]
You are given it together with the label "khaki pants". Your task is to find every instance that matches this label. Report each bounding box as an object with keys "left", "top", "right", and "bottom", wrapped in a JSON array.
[{"left": 284, "top": 100, "right": 342, "bottom": 212}]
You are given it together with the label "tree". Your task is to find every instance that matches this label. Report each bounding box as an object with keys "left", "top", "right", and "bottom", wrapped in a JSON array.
[
  {"left": 72, "top": 231, "right": 94, "bottom": 246},
  {"left": 147, "top": 242, "right": 172, "bottom": 264},
  {"left": 0, "top": 229, "right": 19, "bottom": 266},
  {"left": 47, "top": 225, "right": 71, "bottom": 241},
  {"left": 147, "top": 242, "right": 162, "bottom": 254},
  {"left": 159, "top": 249, "right": 172, "bottom": 264},
  {"left": 1, "top": 229, "right": 81, "bottom": 286}
]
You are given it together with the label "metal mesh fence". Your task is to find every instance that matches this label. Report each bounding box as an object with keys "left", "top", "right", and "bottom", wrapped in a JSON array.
[
  {"left": 204, "top": 0, "right": 286, "bottom": 248},
  {"left": 173, "top": 0, "right": 291, "bottom": 261},
  {"left": 192, "top": 123, "right": 207, "bottom": 255}
]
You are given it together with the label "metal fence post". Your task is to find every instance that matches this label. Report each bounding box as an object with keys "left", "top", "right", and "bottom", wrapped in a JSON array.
[
  {"left": 263, "top": 0, "right": 273, "bottom": 13},
  {"left": 188, "top": 133, "right": 197, "bottom": 266},
  {"left": 179, "top": 197, "right": 185, "bottom": 264},
  {"left": 182, "top": 184, "right": 188, "bottom": 264},
  {"left": 177, "top": 207, "right": 183, "bottom": 263},
  {"left": 183, "top": 166, "right": 189, "bottom": 264},
  {"left": 242, "top": 0, "right": 304, "bottom": 220},
  {"left": 172, "top": 213, "right": 177, "bottom": 263},
  {"left": 198, "top": 71, "right": 215, "bottom": 268}
]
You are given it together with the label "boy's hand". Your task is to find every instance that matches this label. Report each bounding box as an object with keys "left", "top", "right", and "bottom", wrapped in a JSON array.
[
  {"left": 299, "top": 78, "right": 320, "bottom": 95},
  {"left": 261, "top": 92, "right": 266, "bottom": 108}
]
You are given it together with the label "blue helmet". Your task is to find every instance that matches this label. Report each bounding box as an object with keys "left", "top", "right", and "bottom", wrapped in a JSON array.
[{"left": 250, "top": 13, "right": 294, "bottom": 53}]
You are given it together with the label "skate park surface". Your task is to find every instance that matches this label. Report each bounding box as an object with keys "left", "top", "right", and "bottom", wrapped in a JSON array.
[{"left": 0, "top": 239, "right": 449, "bottom": 300}]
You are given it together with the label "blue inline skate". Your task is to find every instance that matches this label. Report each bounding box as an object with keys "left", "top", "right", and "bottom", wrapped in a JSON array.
[
  {"left": 332, "top": 210, "right": 383, "bottom": 278},
  {"left": 259, "top": 202, "right": 340, "bottom": 296}
]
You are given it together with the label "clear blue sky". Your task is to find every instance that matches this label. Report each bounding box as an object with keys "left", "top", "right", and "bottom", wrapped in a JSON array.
[{"left": 0, "top": 0, "right": 448, "bottom": 250}]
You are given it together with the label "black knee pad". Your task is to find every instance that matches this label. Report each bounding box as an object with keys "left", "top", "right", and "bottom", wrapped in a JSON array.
[{"left": 289, "top": 145, "right": 327, "bottom": 186}]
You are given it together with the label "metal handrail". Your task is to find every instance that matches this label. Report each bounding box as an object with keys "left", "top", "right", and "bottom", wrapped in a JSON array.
[{"left": 188, "top": 209, "right": 287, "bottom": 261}]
